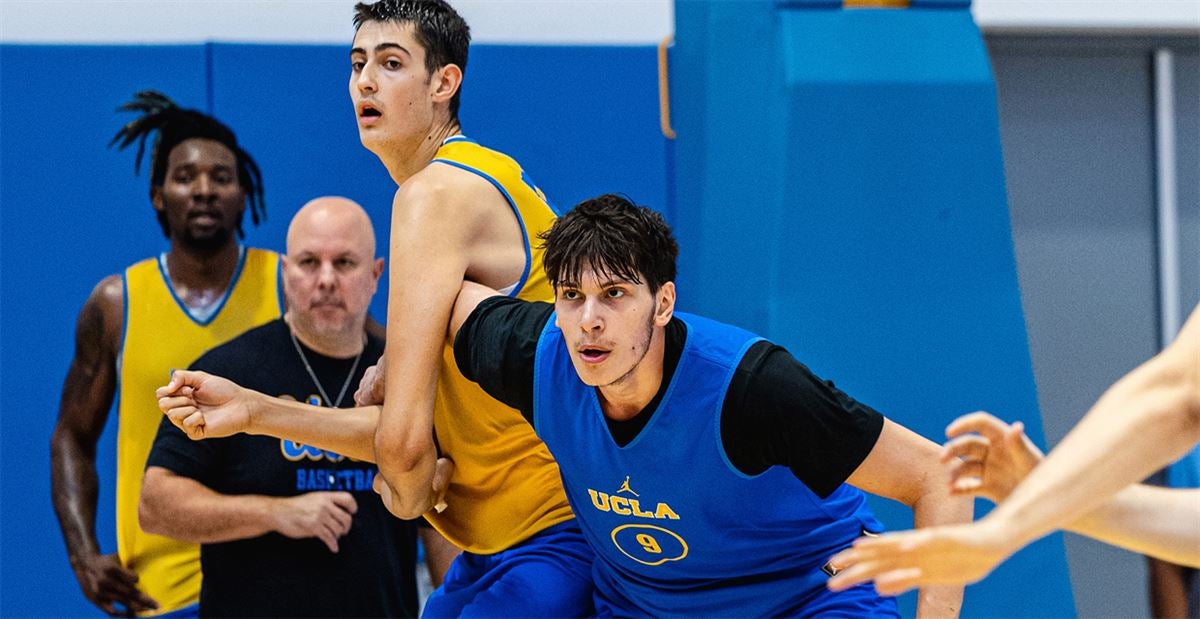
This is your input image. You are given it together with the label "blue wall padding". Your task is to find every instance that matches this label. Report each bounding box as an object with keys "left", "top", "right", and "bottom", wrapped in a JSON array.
[
  {"left": 777, "top": 0, "right": 842, "bottom": 8},
  {"left": 672, "top": 2, "right": 1075, "bottom": 617},
  {"left": 0, "top": 42, "right": 666, "bottom": 618},
  {"left": 1, "top": 44, "right": 210, "bottom": 619}
]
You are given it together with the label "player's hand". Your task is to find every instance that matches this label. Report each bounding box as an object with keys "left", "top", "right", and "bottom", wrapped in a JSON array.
[
  {"left": 156, "top": 370, "right": 254, "bottom": 439},
  {"left": 70, "top": 552, "right": 159, "bottom": 617},
  {"left": 354, "top": 353, "right": 386, "bottom": 406},
  {"left": 826, "top": 521, "right": 1014, "bottom": 596},
  {"left": 372, "top": 457, "right": 454, "bottom": 518},
  {"left": 272, "top": 491, "right": 358, "bottom": 553},
  {"left": 942, "top": 411, "right": 1044, "bottom": 503}
]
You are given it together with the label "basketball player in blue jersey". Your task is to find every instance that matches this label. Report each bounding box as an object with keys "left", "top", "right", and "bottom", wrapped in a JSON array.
[
  {"left": 51, "top": 91, "right": 277, "bottom": 617},
  {"left": 161, "top": 194, "right": 973, "bottom": 616}
]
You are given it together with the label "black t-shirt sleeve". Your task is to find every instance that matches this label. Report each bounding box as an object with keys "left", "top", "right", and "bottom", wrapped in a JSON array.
[
  {"left": 145, "top": 414, "right": 219, "bottom": 483},
  {"left": 721, "top": 342, "right": 885, "bottom": 498},
  {"left": 144, "top": 353, "right": 226, "bottom": 483},
  {"left": 453, "top": 296, "right": 554, "bottom": 423}
]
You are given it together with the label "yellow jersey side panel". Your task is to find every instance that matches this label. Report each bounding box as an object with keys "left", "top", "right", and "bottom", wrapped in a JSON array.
[
  {"left": 428, "top": 139, "right": 574, "bottom": 553},
  {"left": 116, "top": 248, "right": 281, "bottom": 614}
]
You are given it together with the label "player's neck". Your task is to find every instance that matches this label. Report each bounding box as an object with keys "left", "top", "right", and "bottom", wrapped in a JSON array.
[
  {"left": 164, "top": 240, "right": 241, "bottom": 293},
  {"left": 597, "top": 328, "right": 667, "bottom": 422},
  {"left": 382, "top": 119, "right": 462, "bottom": 185}
]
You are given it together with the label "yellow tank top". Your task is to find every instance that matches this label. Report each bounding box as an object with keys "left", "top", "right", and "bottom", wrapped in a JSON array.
[
  {"left": 428, "top": 137, "right": 574, "bottom": 553},
  {"left": 117, "top": 247, "right": 281, "bottom": 614}
]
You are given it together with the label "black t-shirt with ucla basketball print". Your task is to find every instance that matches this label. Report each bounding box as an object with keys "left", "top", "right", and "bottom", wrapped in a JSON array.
[
  {"left": 147, "top": 319, "right": 418, "bottom": 618},
  {"left": 454, "top": 296, "right": 885, "bottom": 499}
]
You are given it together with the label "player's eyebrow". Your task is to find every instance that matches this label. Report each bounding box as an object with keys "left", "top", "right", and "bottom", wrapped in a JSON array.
[{"left": 350, "top": 43, "right": 413, "bottom": 58}]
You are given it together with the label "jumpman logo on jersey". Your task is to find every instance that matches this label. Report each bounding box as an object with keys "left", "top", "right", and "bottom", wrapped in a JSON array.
[{"left": 617, "top": 476, "right": 639, "bottom": 496}]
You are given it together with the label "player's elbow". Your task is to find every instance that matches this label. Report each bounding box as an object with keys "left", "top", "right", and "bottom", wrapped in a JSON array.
[
  {"left": 374, "top": 424, "right": 434, "bottom": 475},
  {"left": 910, "top": 467, "right": 973, "bottom": 527}
]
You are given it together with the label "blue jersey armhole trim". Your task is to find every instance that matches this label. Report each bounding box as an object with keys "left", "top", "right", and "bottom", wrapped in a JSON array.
[
  {"left": 716, "top": 336, "right": 767, "bottom": 480},
  {"left": 531, "top": 312, "right": 561, "bottom": 435},
  {"left": 431, "top": 158, "right": 532, "bottom": 297},
  {"left": 156, "top": 245, "right": 248, "bottom": 327}
]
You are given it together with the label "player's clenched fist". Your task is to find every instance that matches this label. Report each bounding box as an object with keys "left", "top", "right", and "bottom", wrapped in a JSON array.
[{"left": 156, "top": 370, "right": 256, "bottom": 440}]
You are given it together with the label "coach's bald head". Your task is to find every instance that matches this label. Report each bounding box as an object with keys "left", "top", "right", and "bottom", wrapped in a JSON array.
[{"left": 282, "top": 196, "right": 384, "bottom": 356}]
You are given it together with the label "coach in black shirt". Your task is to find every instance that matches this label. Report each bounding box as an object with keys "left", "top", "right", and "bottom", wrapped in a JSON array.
[{"left": 142, "top": 197, "right": 442, "bottom": 617}]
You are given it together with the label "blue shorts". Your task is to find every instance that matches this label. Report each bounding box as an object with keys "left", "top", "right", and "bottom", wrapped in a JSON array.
[
  {"left": 590, "top": 565, "right": 898, "bottom": 618},
  {"left": 423, "top": 520, "right": 595, "bottom": 618},
  {"left": 796, "top": 582, "right": 899, "bottom": 618}
]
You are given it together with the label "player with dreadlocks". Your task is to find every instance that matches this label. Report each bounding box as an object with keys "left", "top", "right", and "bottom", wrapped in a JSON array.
[{"left": 51, "top": 90, "right": 281, "bottom": 617}]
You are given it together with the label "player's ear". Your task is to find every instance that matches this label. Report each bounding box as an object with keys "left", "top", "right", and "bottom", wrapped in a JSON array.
[
  {"left": 430, "top": 64, "right": 463, "bottom": 105},
  {"left": 654, "top": 282, "right": 675, "bottom": 326},
  {"left": 151, "top": 186, "right": 164, "bottom": 214}
]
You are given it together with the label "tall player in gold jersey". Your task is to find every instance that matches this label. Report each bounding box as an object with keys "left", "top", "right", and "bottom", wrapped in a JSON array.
[
  {"left": 155, "top": 1, "right": 594, "bottom": 616},
  {"left": 51, "top": 91, "right": 280, "bottom": 617}
]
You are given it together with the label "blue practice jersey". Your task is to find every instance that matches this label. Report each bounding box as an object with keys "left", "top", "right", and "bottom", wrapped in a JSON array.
[{"left": 533, "top": 311, "right": 894, "bottom": 617}]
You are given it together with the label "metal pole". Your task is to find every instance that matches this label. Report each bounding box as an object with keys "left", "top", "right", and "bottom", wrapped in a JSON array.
[{"left": 1154, "top": 47, "right": 1180, "bottom": 346}]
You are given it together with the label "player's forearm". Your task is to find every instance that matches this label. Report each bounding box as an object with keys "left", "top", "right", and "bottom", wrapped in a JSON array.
[
  {"left": 139, "top": 469, "right": 280, "bottom": 543},
  {"left": 249, "top": 391, "right": 380, "bottom": 462},
  {"left": 373, "top": 335, "right": 441, "bottom": 517},
  {"left": 374, "top": 403, "right": 438, "bottom": 518},
  {"left": 986, "top": 355, "right": 1200, "bottom": 551},
  {"left": 50, "top": 428, "right": 103, "bottom": 561},
  {"left": 1065, "top": 486, "right": 1200, "bottom": 568},
  {"left": 912, "top": 479, "right": 972, "bottom": 618}
]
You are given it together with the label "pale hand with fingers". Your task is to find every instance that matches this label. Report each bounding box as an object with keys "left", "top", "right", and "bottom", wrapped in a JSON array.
[
  {"left": 156, "top": 370, "right": 253, "bottom": 440},
  {"left": 941, "top": 411, "right": 1044, "bottom": 503},
  {"left": 826, "top": 521, "right": 1015, "bottom": 596},
  {"left": 353, "top": 354, "right": 385, "bottom": 406},
  {"left": 272, "top": 491, "right": 358, "bottom": 554}
]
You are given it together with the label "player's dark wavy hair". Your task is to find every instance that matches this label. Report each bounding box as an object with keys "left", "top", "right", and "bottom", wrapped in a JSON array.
[
  {"left": 540, "top": 194, "right": 678, "bottom": 295},
  {"left": 353, "top": 0, "right": 470, "bottom": 119},
  {"left": 109, "top": 90, "right": 265, "bottom": 238}
]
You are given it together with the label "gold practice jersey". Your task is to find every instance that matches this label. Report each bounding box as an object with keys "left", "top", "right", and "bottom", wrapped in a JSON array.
[
  {"left": 426, "top": 136, "right": 574, "bottom": 553},
  {"left": 116, "top": 247, "right": 281, "bottom": 614}
]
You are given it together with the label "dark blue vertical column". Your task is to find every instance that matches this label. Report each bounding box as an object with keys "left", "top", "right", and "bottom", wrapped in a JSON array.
[{"left": 672, "top": 2, "right": 1075, "bottom": 616}]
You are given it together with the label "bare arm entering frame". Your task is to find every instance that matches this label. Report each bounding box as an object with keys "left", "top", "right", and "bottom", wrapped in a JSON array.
[
  {"left": 942, "top": 412, "right": 1200, "bottom": 566},
  {"left": 827, "top": 304, "right": 1200, "bottom": 595}
]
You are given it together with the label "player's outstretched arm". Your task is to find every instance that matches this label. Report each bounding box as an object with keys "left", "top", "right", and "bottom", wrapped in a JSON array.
[
  {"left": 157, "top": 370, "right": 380, "bottom": 463},
  {"left": 51, "top": 276, "right": 159, "bottom": 617},
  {"left": 842, "top": 418, "right": 974, "bottom": 618},
  {"left": 829, "top": 305, "right": 1200, "bottom": 595},
  {"left": 944, "top": 411, "right": 1200, "bottom": 567}
]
